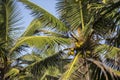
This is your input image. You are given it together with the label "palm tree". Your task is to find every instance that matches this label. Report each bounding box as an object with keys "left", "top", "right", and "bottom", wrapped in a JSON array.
[
  {"left": 15, "top": 0, "right": 120, "bottom": 80},
  {"left": 57, "top": 0, "right": 120, "bottom": 80},
  {"left": 0, "top": 0, "right": 23, "bottom": 79},
  {"left": 0, "top": 0, "right": 70, "bottom": 80},
  {"left": 1, "top": 0, "right": 120, "bottom": 80}
]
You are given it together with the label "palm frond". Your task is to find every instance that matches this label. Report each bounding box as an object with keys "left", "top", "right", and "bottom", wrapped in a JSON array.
[
  {"left": 6, "top": 70, "right": 34, "bottom": 80},
  {"left": 92, "top": 1, "right": 120, "bottom": 37},
  {"left": 10, "top": 36, "right": 70, "bottom": 53},
  {"left": 45, "top": 75, "right": 59, "bottom": 80},
  {"left": 19, "top": 0, "right": 68, "bottom": 32},
  {"left": 14, "top": 75, "right": 34, "bottom": 80},
  {"left": 87, "top": 58, "right": 120, "bottom": 80},
  {"left": 95, "top": 44, "right": 120, "bottom": 59},
  {"left": 100, "top": 1, "right": 120, "bottom": 17},
  {"left": 0, "top": 0, "right": 22, "bottom": 45},
  {"left": 22, "top": 19, "right": 41, "bottom": 36},
  {"left": 105, "top": 27, "right": 120, "bottom": 48},
  {"left": 94, "top": 44, "right": 120, "bottom": 71},
  {"left": 79, "top": 0, "right": 85, "bottom": 31},
  {"left": 26, "top": 51, "right": 69, "bottom": 79},
  {"left": 102, "top": 0, "right": 106, "bottom": 3},
  {"left": 4, "top": 68, "right": 20, "bottom": 79},
  {"left": 57, "top": 0, "right": 81, "bottom": 30},
  {"left": 17, "top": 53, "right": 42, "bottom": 63},
  {"left": 60, "top": 53, "right": 80, "bottom": 80},
  {"left": 56, "top": 0, "right": 94, "bottom": 31},
  {"left": 35, "top": 29, "right": 69, "bottom": 38}
]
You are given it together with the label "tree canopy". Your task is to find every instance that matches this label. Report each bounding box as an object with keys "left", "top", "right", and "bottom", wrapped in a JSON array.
[{"left": 0, "top": 0, "right": 120, "bottom": 80}]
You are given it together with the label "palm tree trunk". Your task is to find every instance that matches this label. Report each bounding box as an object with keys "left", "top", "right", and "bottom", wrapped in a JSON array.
[
  {"left": 85, "top": 64, "right": 90, "bottom": 80},
  {"left": 78, "top": 58, "right": 90, "bottom": 80}
]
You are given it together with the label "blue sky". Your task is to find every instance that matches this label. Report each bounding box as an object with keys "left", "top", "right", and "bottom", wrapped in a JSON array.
[
  {"left": 33, "top": 0, "right": 57, "bottom": 16},
  {"left": 19, "top": 0, "right": 57, "bottom": 29}
]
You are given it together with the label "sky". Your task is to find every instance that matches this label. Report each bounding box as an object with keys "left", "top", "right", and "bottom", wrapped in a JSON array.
[
  {"left": 33, "top": 0, "right": 57, "bottom": 16},
  {"left": 19, "top": 0, "right": 57, "bottom": 29}
]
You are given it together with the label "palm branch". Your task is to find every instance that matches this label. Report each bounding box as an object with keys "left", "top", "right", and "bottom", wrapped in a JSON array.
[
  {"left": 0, "top": 0, "right": 22, "bottom": 46},
  {"left": 10, "top": 36, "right": 70, "bottom": 54},
  {"left": 20, "top": 51, "right": 70, "bottom": 80},
  {"left": 19, "top": 0, "right": 68, "bottom": 33}
]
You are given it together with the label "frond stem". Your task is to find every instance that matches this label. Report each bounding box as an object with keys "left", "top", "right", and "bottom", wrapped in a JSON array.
[
  {"left": 41, "top": 71, "right": 48, "bottom": 80},
  {"left": 79, "top": 0, "right": 85, "bottom": 31},
  {"left": 5, "top": 3, "right": 9, "bottom": 45},
  {"left": 65, "top": 53, "right": 80, "bottom": 79}
]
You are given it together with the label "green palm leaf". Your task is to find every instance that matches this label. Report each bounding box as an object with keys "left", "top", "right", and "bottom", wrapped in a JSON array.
[
  {"left": 0, "top": 0, "right": 22, "bottom": 45},
  {"left": 26, "top": 51, "right": 69, "bottom": 79},
  {"left": 34, "top": 29, "right": 69, "bottom": 38},
  {"left": 56, "top": 0, "right": 93, "bottom": 30},
  {"left": 92, "top": 1, "right": 120, "bottom": 37},
  {"left": 95, "top": 44, "right": 120, "bottom": 59},
  {"left": 87, "top": 58, "right": 120, "bottom": 80},
  {"left": 19, "top": 0, "right": 68, "bottom": 32},
  {"left": 60, "top": 53, "right": 80, "bottom": 80},
  {"left": 10, "top": 36, "right": 70, "bottom": 53},
  {"left": 17, "top": 53, "right": 42, "bottom": 62},
  {"left": 5, "top": 68, "right": 20, "bottom": 79},
  {"left": 22, "top": 19, "right": 41, "bottom": 36}
]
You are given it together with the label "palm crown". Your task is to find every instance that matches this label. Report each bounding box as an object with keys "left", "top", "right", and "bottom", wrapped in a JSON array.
[{"left": 0, "top": 0, "right": 120, "bottom": 80}]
